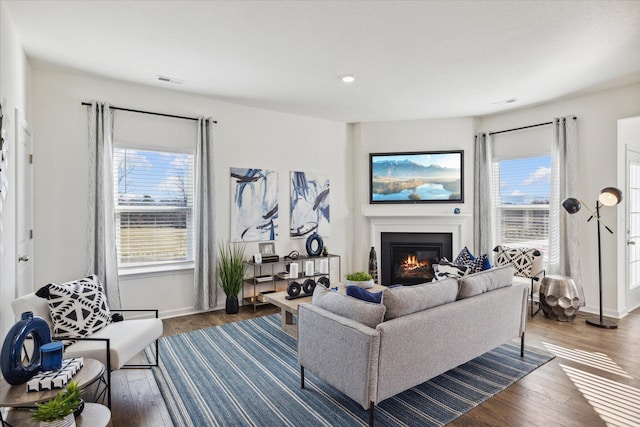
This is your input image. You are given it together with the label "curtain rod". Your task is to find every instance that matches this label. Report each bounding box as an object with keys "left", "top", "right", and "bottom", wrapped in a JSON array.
[
  {"left": 488, "top": 116, "right": 576, "bottom": 136},
  {"left": 81, "top": 102, "right": 217, "bottom": 124}
]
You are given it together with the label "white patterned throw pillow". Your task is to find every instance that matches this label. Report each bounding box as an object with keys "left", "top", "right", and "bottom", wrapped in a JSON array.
[
  {"left": 432, "top": 257, "right": 469, "bottom": 280},
  {"left": 493, "top": 245, "right": 540, "bottom": 278},
  {"left": 46, "top": 275, "right": 112, "bottom": 345}
]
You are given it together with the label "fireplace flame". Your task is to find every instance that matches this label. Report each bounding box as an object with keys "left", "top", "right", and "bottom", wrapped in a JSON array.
[{"left": 402, "top": 255, "right": 428, "bottom": 271}]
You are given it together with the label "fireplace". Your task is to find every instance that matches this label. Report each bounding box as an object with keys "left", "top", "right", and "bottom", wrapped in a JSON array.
[{"left": 381, "top": 232, "right": 453, "bottom": 285}]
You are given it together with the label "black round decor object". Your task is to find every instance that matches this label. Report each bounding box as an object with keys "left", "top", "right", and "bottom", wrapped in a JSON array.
[
  {"left": 303, "top": 278, "right": 316, "bottom": 294},
  {"left": 287, "top": 281, "right": 301, "bottom": 297},
  {"left": 306, "top": 232, "right": 324, "bottom": 257},
  {"left": 317, "top": 276, "right": 330, "bottom": 288}
]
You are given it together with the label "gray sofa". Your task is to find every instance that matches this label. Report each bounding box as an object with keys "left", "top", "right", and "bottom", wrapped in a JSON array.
[{"left": 297, "top": 265, "right": 528, "bottom": 426}]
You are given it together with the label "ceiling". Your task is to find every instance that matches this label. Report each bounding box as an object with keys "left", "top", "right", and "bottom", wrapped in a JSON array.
[{"left": 4, "top": 0, "right": 640, "bottom": 123}]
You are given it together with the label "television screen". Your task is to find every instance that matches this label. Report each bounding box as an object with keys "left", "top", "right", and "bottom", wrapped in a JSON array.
[{"left": 369, "top": 150, "right": 464, "bottom": 204}]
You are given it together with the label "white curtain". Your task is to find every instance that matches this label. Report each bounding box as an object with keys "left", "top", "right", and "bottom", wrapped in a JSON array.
[
  {"left": 87, "top": 101, "right": 121, "bottom": 309},
  {"left": 549, "top": 117, "right": 582, "bottom": 294},
  {"left": 473, "top": 132, "right": 494, "bottom": 256},
  {"left": 194, "top": 117, "right": 217, "bottom": 310}
]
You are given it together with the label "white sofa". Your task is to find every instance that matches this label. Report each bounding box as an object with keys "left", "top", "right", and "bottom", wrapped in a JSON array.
[
  {"left": 11, "top": 292, "right": 162, "bottom": 408},
  {"left": 297, "top": 265, "right": 527, "bottom": 426}
]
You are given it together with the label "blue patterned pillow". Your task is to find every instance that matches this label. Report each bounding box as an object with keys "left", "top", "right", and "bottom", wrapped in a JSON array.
[
  {"left": 454, "top": 247, "right": 476, "bottom": 265},
  {"left": 465, "top": 254, "right": 492, "bottom": 273},
  {"left": 346, "top": 286, "right": 383, "bottom": 304}
]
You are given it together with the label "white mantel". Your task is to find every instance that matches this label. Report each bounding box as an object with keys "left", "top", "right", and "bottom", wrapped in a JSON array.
[{"left": 366, "top": 213, "right": 473, "bottom": 266}]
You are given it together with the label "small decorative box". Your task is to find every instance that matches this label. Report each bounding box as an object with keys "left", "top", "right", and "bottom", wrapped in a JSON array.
[{"left": 27, "top": 357, "right": 84, "bottom": 392}]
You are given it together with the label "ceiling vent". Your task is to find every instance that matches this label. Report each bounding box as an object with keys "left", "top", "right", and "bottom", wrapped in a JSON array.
[{"left": 157, "top": 75, "right": 185, "bottom": 84}]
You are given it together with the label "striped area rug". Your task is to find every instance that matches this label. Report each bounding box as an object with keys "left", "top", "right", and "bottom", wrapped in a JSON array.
[{"left": 148, "top": 314, "right": 552, "bottom": 427}]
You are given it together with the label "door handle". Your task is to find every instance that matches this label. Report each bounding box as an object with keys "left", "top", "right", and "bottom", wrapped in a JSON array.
[
  {"left": 18, "top": 255, "right": 30, "bottom": 262},
  {"left": 628, "top": 241, "right": 636, "bottom": 245}
]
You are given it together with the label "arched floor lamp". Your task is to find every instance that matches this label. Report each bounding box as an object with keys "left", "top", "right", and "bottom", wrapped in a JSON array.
[{"left": 562, "top": 187, "right": 623, "bottom": 329}]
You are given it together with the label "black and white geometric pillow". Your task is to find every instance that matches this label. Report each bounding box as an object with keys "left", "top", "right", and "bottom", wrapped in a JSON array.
[
  {"left": 432, "top": 257, "right": 469, "bottom": 280},
  {"left": 454, "top": 246, "right": 475, "bottom": 266},
  {"left": 493, "top": 245, "right": 540, "bottom": 278},
  {"left": 46, "top": 275, "right": 112, "bottom": 345}
]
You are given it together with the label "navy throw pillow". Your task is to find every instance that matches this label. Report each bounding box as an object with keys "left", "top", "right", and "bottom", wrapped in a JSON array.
[{"left": 346, "top": 286, "right": 383, "bottom": 304}]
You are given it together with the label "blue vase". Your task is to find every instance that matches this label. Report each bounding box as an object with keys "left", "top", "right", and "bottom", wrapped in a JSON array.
[{"left": 0, "top": 311, "right": 51, "bottom": 385}]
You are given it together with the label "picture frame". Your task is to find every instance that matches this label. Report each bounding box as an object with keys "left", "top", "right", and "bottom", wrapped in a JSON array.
[
  {"left": 369, "top": 150, "right": 464, "bottom": 204},
  {"left": 258, "top": 242, "right": 276, "bottom": 255}
]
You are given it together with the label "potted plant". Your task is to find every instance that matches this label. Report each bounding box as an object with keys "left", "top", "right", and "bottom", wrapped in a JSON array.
[
  {"left": 31, "top": 380, "right": 82, "bottom": 427},
  {"left": 345, "top": 271, "right": 375, "bottom": 289},
  {"left": 217, "top": 242, "right": 246, "bottom": 314}
]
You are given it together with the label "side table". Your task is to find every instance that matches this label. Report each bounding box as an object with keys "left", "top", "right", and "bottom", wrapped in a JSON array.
[
  {"left": 0, "top": 358, "right": 106, "bottom": 426},
  {"left": 539, "top": 275, "right": 583, "bottom": 321},
  {"left": 5, "top": 402, "right": 111, "bottom": 427}
]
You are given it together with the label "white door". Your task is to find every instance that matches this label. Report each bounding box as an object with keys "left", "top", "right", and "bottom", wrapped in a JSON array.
[
  {"left": 15, "top": 109, "right": 33, "bottom": 298},
  {"left": 627, "top": 149, "right": 640, "bottom": 310}
]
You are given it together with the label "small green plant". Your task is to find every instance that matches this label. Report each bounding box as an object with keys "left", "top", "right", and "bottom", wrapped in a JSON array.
[
  {"left": 216, "top": 241, "right": 246, "bottom": 297},
  {"left": 346, "top": 271, "right": 373, "bottom": 282},
  {"left": 32, "top": 380, "right": 82, "bottom": 422}
]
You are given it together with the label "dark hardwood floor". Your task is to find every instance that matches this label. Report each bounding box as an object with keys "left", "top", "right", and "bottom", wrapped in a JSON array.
[{"left": 107, "top": 305, "right": 639, "bottom": 427}]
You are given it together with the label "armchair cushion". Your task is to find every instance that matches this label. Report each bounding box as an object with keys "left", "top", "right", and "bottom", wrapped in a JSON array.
[
  {"left": 46, "top": 275, "right": 111, "bottom": 345},
  {"left": 63, "top": 318, "right": 163, "bottom": 369},
  {"left": 493, "top": 245, "right": 542, "bottom": 278}
]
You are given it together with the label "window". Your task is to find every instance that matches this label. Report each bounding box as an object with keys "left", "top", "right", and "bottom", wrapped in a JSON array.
[
  {"left": 113, "top": 148, "right": 194, "bottom": 272},
  {"left": 491, "top": 155, "right": 551, "bottom": 258}
]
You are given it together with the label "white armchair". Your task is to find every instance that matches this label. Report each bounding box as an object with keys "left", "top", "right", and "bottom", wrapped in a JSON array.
[
  {"left": 493, "top": 245, "right": 545, "bottom": 317},
  {"left": 11, "top": 291, "right": 162, "bottom": 408}
]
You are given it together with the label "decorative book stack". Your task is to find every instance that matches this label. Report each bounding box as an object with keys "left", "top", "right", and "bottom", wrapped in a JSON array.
[{"left": 27, "top": 357, "right": 84, "bottom": 392}]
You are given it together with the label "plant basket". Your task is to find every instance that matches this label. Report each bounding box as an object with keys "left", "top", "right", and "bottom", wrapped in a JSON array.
[{"left": 39, "top": 413, "right": 76, "bottom": 427}]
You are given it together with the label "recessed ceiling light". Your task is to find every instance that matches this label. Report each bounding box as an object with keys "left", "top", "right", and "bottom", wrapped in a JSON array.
[
  {"left": 157, "top": 75, "right": 185, "bottom": 84},
  {"left": 340, "top": 74, "right": 356, "bottom": 84}
]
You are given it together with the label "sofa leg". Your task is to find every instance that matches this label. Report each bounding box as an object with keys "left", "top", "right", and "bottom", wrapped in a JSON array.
[
  {"left": 520, "top": 332, "right": 525, "bottom": 358},
  {"left": 369, "top": 402, "right": 375, "bottom": 427},
  {"left": 300, "top": 366, "right": 305, "bottom": 389}
]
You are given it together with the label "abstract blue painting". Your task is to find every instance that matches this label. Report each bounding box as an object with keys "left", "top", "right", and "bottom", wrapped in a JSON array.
[
  {"left": 290, "top": 171, "right": 330, "bottom": 238},
  {"left": 230, "top": 168, "right": 278, "bottom": 242}
]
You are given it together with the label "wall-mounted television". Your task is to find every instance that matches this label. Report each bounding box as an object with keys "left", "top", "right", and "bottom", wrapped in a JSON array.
[{"left": 369, "top": 150, "right": 464, "bottom": 204}]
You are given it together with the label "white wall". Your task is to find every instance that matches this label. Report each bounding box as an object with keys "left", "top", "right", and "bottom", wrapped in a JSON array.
[
  {"left": 479, "top": 84, "right": 640, "bottom": 318},
  {"left": 350, "top": 118, "right": 476, "bottom": 271},
  {"left": 0, "top": 1, "right": 31, "bottom": 337},
  {"left": 30, "top": 65, "right": 349, "bottom": 317}
]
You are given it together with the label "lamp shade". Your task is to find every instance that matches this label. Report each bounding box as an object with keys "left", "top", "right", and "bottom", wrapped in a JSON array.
[
  {"left": 561, "top": 197, "right": 581, "bottom": 214},
  {"left": 598, "top": 187, "right": 623, "bottom": 206}
]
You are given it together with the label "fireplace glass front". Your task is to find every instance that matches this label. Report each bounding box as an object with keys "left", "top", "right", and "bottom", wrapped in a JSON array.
[{"left": 381, "top": 232, "right": 453, "bottom": 285}]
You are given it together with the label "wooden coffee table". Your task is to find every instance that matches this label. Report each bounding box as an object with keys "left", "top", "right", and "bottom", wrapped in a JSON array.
[{"left": 264, "top": 282, "right": 385, "bottom": 338}]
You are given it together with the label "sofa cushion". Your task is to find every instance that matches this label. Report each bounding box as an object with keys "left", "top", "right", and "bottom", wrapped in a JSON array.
[
  {"left": 432, "top": 257, "right": 469, "bottom": 280},
  {"left": 493, "top": 245, "right": 541, "bottom": 278},
  {"left": 457, "top": 265, "right": 514, "bottom": 300},
  {"left": 346, "top": 286, "right": 383, "bottom": 304},
  {"left": 382, "top": 278, "right": 458, "bottom": 320},
  {"left": 312, "top": 285, "right": 386, "bottom": 328},
  {"left": 47, "top": 275, "right": 112, "bottom": 345}
]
